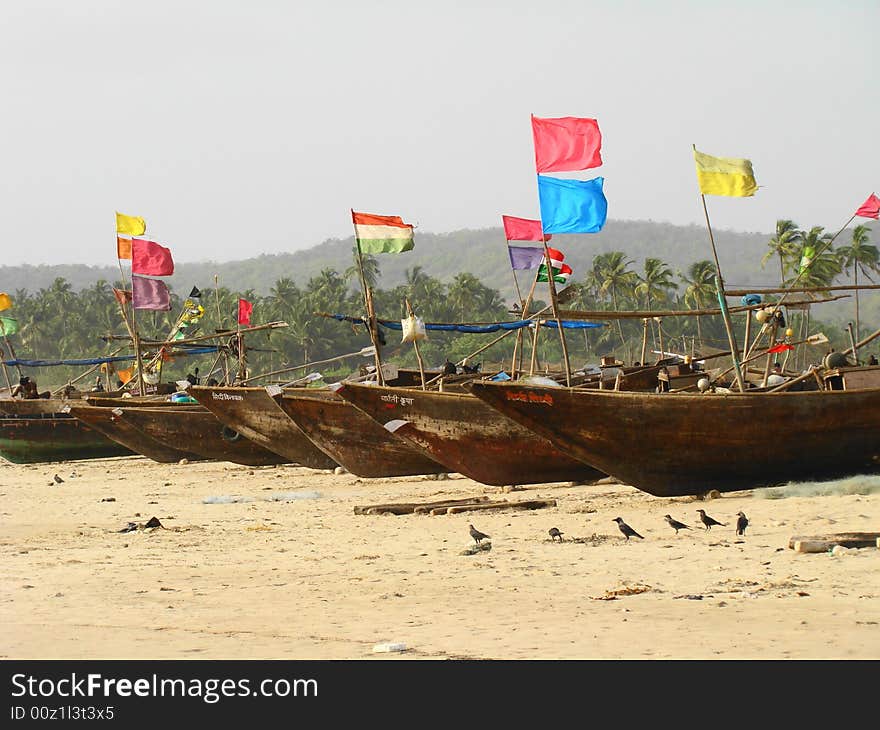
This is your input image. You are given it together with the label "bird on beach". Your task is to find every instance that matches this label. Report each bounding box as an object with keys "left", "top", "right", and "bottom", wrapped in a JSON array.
[
  {"left": 53, "top": 474, "right": 64, "bottom": 484},
  {"left": 696, "top": 509, "right": 726, "bottom": 530},
  {"left": 469, "top": 524, "right": 490, "bottom": 545},
  {"left": 736, "top": 511, "right": 749, "bottom": 536},
  {"left": 548, "top": 527, "right": 564, "bottom": 542},
  {"left": 613, "top": 517, "right": 644, "bottom": 541},
  {"left": 664, "top": 514, "right": 691, "bottom": 534}
]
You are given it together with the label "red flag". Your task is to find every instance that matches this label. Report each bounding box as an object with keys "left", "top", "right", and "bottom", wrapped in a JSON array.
[
  {"left": 532, "top": 115, "right": 602, "bottom": 172},
  {"left": 767, "top": 343, "right": 795, "bottom": 354},
  {"left": 132, "top": 239, "right": 174, "bottom": 276},
  {"left": 238, "top": 298, "right": 253, "bottom": 326},
  {"left": 501, "top": 215, "right": 551, "bottom": 242},
  {"left": 855, "top": 193, "right": 880, "bottom": 219}
]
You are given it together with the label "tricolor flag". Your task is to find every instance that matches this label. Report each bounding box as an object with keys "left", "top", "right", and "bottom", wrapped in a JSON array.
[
  {"left": 352, "top": 210, "right": 415, "bottom": 254},
  {"left": 693, "top": 149, "right": 757, "bottom": 197},
  {"left": 116, "top": 211, "right": 146, "bottom": 236},
  {"left": 531, "top": 115, "right": 603, "bottom": 172},
  {"left": 536, "top": 247, "right": 573, "bottom": 285},
  {"left": 855, "top": 193, "right": 880, "bottom": 220}
]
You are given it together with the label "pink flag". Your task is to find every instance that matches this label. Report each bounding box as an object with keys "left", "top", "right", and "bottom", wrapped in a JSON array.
[
  {"left": 855, "top": 193, "right": 880, "bottom": 220},
  {"left": 132, "top": 275, "right": 171, "bottom": 311},
  {"left": 531, "top": 115, "right": 602, "bottom": 172},
  {"left": 502, "top": 215, "right": 551, "bottom": 242},
  {"left": 238, "top": 298, "right": 253, "bottom": 326},
  {"left": 132, "top": 239, "right": 174, "bottom": 276}
]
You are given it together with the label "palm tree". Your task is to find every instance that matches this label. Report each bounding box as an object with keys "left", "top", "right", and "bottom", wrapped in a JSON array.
[
  {"left": 679, "top": 260, "right": 717, "bottom": 345},
  {"left": 761, "top": 220, "right": 803, "bottom": 286},
  {"left": 636, "top": 257, "right": 678, "bottom": 309},
  {"left": 837, "top": 224, "right": 879, "bottom": 346},
  {"left": 791, "top": 226, "right": 839, "bottom": 290},
  {"left": 586, "top": 252, "right": 637, "bottom": 355},
  {"left": 344, "top": 247, "right": 380, "bottom": 292}
]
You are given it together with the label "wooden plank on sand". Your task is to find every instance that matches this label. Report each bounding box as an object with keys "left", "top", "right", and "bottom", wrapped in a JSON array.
[
  {"left": 789, "top": 532, "right": 880, "bottom": 552},
  {"left": 446, "top": 499, "right": 556, "bottom": 514}
]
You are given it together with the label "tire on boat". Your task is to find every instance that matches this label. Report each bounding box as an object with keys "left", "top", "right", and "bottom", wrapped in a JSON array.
[{"left": 220, "top": 425, "right": 242, "bottom": 443}]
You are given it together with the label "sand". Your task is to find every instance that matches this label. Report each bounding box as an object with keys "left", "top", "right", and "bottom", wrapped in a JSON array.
[{"left": 1, "top": 456, "right": 878, "bottom": 660}]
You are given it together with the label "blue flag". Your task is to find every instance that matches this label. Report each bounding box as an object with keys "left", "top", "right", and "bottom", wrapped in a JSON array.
[{"left": 537, "top": 175, "right": 607, "bottom": 234}]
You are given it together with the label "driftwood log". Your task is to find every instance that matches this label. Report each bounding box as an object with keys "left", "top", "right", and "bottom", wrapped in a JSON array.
[
  {"left": 788, "top": 532, "right": 880, "bottom": 553},
  {"left": 355, "top": 497, "right": 556, "bottom": 516},
  {"left": 354, "top": 496, "right": 489, "bottom": 515}
]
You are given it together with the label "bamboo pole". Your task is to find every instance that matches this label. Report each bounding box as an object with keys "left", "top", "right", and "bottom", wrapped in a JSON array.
[
  {"left": 511, "top": 269, "right": 542, "bottom": 378},
  {"left": 404, "top": 299, "right": 427, "bottom": 390},
  {"left": 639, "top": 318, "right": 648, "bottom": 365},
  {"left": 725, "top": 283, "right": 880, "bottom": 296},
  {"left": 846, "top": 322, "right": 859, "bottom": 364}
]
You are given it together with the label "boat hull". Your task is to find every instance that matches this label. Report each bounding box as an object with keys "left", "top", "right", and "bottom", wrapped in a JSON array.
[
  {"left": 468, "top": 381, "right": 880, "bottom": 497},
  {"left": 188, "top": 386, "right": 338, "bottom": 469},
  {"left": 336, "top": 383, "right": 603, "bottom": 486},
  {"left": 114, "top": 406, "right": 290, "bottom": 466},
  {"left": 66, "top": 404, "right": 207, "bottom": 463},
  {"left": 0, "top": 412, "right": 134, "bottom": 463},
  {"left": 273, "top": 389, "right": 446, "bottom": 478}
]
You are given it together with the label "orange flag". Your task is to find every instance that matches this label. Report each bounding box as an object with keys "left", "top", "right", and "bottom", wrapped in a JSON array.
[{"left": 117, "top": 236, "right": 132, "bottom": 260}]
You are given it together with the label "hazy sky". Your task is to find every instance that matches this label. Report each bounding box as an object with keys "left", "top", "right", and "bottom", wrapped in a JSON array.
[{"left": 1, "top": 1, "right": 877, "bottom": 267}]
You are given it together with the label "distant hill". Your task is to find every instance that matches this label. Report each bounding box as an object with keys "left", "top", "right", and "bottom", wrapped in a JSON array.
[{"left": 0, "top": 219, "right": 780, "bottom": 305}]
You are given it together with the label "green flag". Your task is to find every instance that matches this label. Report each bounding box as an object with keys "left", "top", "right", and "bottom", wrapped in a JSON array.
[{"left": 0, "top": 316, "right": 18, "bottom": 335}]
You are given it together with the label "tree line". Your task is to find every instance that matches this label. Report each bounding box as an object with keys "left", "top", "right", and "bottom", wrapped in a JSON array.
[{"left": 1, "top": 220, "right": 875, "bottom": 390}]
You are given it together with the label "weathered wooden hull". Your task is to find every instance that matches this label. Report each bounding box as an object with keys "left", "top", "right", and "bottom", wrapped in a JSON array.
[
  {"left": 113, "top": 406, "right": 290, "bottom": 466},
  {"left": 187, "top": 385, "right": 338, "bottom": 469},
  {"left": 0, "top": 412, "right": 134, "bottom": 464},
  {"left": 273, "top": 389, "right": 446, "bottom": 478},
  {"left": 66, "top": 404, "right": 207, "bottom": 463},
  {"left": 336, "top": 382, "right": 604, "bottom": 486},
  {"left": 468, "top": 381, "right": 880, "bottom": 497}
]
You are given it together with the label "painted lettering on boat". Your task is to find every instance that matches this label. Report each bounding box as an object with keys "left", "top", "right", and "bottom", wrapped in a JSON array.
[
  {"left": 379, "top": 393, "right": 414, "bottom": 407},
  {"left": 212, "top": 392, "right": 244, "bottom": 401},
  {"left": 506, "top": 391, "right": 553, "bottom": 405}
]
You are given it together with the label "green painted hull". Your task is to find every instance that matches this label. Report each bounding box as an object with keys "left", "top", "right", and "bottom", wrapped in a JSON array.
[{"left": 0, "top": 414, "right": 135, "bottom": 464}]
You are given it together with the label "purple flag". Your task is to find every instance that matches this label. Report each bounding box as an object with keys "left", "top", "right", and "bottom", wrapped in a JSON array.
[
  {"left": 508, "top": 245, "right": 545, "bottom": 271},
  {"left": 132, "top": 275, "right": 171, "bottom": 311}
]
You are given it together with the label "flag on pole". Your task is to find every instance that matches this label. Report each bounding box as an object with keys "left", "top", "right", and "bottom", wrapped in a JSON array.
[
  {"left": 767, "top": 343, "right": 795, "bottom": 354},
  {"left": 0, "top": 316, "right": 18, "bottom": 335},
  {"left": 855, "top": 193, "right": 880, "bottom": 219},
  {"left": 531, "top": 115, "right": 602, "bottom": 172},
  {"left": 132, "top": 275, "right": 171, "bottom": 311},
  {"left": 502, "top": 215, "right": 551, "bottom": 242},
  {"left": 352, "top": 211, "right": 415, "bottom": 254},
  {"left": 693, "top": 149, "right": 757, "bottom": 197},
  {"left": 536, "top": 247, "right": 572, "bottom": 284},
  {"left": 799, "top": 245, "right": 815, "bottom": 273},
  {"left": 507, "top": 245, "right": 546, "bottom": 271},
  {"left": 112, "top": 288, "right": 132, "bottom": 305},
  {"left": 0, "top": 293, "right": 12, "bottom": 311},
  {"left": 238, "top": 298, "right": 253, "bottom": 326},
  {"left": 132, "top": 239, "right": 174, "bottom": 276},
  {"left": 117, "top": 236, "right": 133, "bottom": 260},
  {"left": 537, "top": 175, "right": 608, "bottom": 234},
  {"left": 116, "top": 211, "right": 146, "bottom": 235}
]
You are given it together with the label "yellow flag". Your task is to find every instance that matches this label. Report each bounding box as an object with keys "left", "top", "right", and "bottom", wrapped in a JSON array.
[
  {"left": 694, "top": 149, "right": 757, "bottom": 197},
  {"left": 0, "top": 293, "right": 12, "bottom": 311},
  {"left": 116, "top": 211, "right": 146, "bottom": 235}
]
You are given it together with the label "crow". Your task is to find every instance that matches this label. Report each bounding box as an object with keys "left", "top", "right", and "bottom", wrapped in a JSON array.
[
  {"left": 736, "top": 511, "right": 749, "bottom": 536},
  {"left": 548, "top": 527, "right": 564, "bottom": 542},
  {"left": 469, "top": 524, "right": 490, "bottom": 544},
  {"left": 664, "top": 514, "right": 690, "bottom": 534},
  {"left": 53, "top": 474, "right": 64, "bottom": 484},
  {"left": 696, "top": 509, "right": 727, "bottom": 530},
  {"left": 613, "top": 517, "right": 644, "bottom": 541}
]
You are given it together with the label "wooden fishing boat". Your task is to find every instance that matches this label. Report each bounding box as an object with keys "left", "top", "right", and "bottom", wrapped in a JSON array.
[
  {"left": 272, "top": 388, "right": 447, "bottom": 478},
  {"left": 0, "top": 399, "right": 135, "bottom": 463},
  {"left": 335, "top": 382, "right": 604, "bottom": 486},
  {"left": 187, "top": 385, "right": 338, "bottom": 469},
  {"left": 111, "top": 405, "right": 291, "bottom": 466},
  {"left": 64, "top": 403, "right": 208, "bottom": 463},
  {"left": 467, "top": 379, "right": 880, "bottom": 497}
]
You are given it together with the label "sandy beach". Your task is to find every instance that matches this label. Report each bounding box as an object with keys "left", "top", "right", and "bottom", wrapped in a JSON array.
[{"left": 2, "top": 456, "right": 878, "bottom": 660}]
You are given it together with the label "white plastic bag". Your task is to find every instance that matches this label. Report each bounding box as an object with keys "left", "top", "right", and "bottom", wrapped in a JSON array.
[{"left": 401, "top": 315, "right": 428, "bottom": 343}]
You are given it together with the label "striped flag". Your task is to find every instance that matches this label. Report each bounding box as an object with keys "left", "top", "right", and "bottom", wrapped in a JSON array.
[
  {"left": 352, "top": 210, "right": 414, "bottom": 254},
  {"left": 536, "top": 247, "right": 573, "bottom": 284}
]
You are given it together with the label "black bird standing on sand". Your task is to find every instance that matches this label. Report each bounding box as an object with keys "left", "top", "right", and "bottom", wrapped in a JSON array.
[
  {"left": 696, "top": 509, "right": 726, "bottom": 530},
  {"left": 664, "top": 514, "right": 690, "bottom": 534},
  {"left": 736, "top": 511, "right": 749, "bottom": 536},
  {"left": 548, "top": 527, "right": 564, "bottom": 542},
  {"left": 53, "top": 474, "right": 64, "bottom": 484},
  {"left": 469, "top": 524, "right": 490, "bottom": 545},
  {"left": 613, "top": 517, "right": 644, "bottom": 541}
]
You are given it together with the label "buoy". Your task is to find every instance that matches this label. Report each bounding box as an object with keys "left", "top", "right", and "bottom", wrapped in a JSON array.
[
  {"left": 755, "top": 309, "right": 768, "bottom": 323},
  {"left": 697, "top": 378, "right": 710, "bottom": 393},
  {"left": 785, "top": 327, "right": 794, "bottom": 337}
]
